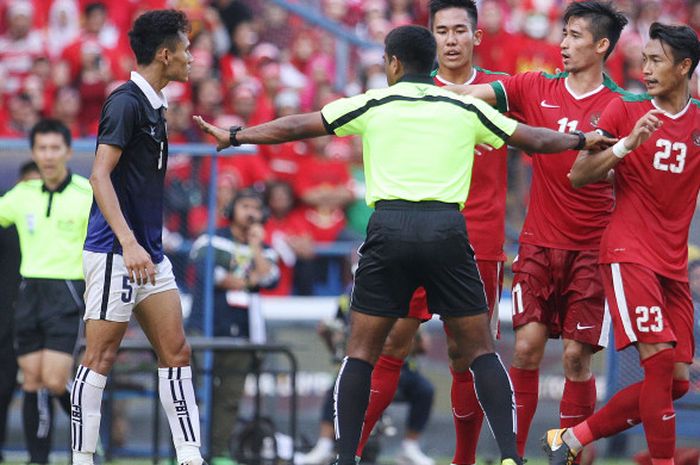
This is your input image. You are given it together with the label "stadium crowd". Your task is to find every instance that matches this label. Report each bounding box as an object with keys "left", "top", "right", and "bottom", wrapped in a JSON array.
[
  {"left": 0, "top": 1, "right": 699, "bottom": 464},
  {"left": 0, "top": 0, "right": 699, "bottom": 298}
]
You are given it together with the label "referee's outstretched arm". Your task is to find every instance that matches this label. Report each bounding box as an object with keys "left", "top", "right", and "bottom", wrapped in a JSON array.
[
  {"left": 195, "top": 112, "right": 616, "bottom": 156},
  {"left": 194, "top": 113, "right": 329, "bottom": 152},
  {"left": 507, "top": 122, "right": 617, "bottom": 154}
]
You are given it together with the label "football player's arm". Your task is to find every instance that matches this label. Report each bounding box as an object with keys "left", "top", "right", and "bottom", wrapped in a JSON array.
[
  {"left": 569, "top": 110, "right": 663, "bottom": 188},
  {"left": 445, "top": 83, "right": 497, "bottom": 106},
  {"left": 506, "top": 123, "right": 616, "bottom": 154},
  {"left": 91, "top": 144, "right": 155, "bottom": 285},
  {"left": 194, "top": 113, "right": 329, "bottom": 151}
]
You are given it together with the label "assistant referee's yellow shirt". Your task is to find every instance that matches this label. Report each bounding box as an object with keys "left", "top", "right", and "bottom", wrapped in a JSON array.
[
  {"left": 321, "top": 74, "right": 518, "bottom": 209},
  {"left": 0, "top": 173, "right": 92, "bottom": 279}
]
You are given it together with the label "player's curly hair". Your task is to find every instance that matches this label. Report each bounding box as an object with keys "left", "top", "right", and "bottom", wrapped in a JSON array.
[
  {"left": 429, "top": 0, "right": 478, "bottom": 29},
  {"left": 385, "top": 25, "right": 437, "bottom": 75},
  {"left": 128, "top": 9, "right": 190, "bottom": 66},
  {"left": 564, "top": 1, "right": 628, "bottom": 60},
  {"left": 649, "top": 22, "right": 700, "bottom": 80}
]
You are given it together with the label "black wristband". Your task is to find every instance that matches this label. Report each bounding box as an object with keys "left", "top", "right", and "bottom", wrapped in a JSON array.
[
  {"left": 572, "top": 130, "right": 586, "bottom": 150},
  {"left": 229, "top": 125, "right": 243, "bottom": 147}
]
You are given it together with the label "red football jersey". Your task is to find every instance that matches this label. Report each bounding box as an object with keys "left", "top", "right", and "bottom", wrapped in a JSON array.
[
  {"left": 597, "top": 97, "right": 700, "bottom": 281},
  {"left": 435, "top": 66, "right": 508, "bottom": 261},
  {"left": 497, "top": 72, "right": 625, "bottom": 249}
]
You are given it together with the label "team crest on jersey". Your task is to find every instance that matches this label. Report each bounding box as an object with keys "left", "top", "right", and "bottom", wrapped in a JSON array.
[
  {"left": 692, "top": 130, "right": 700, "bottom": 146},
  {"left": 589, "top": 112, "right": 601, "bottom": 128}
]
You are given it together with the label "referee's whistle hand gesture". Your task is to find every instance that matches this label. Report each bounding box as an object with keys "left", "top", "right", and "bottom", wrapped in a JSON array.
[
  {"left": 122, "top": 237, "right": 156, "bottom": 286},
  {"left": 193, "top": 115, "right": 231, "bottom": 152}
]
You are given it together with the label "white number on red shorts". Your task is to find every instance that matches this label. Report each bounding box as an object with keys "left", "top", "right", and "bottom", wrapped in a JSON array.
[
  {"left": 512, "top": 283, "right": 524, "bottom": 316},
  {"left": 635, "top": 306, "right": 663, "bottom": 333}
]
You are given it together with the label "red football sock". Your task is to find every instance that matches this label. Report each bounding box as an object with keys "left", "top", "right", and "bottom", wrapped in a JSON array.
[
  {"left": 639, "top": 348, "right": 675, "bottom": 460},
  {"left": 450, "top": 368, "right": 483, "bottom": 465},
  {"left": 581, "top": 377, "right": 689, "bottom": 446},
  {"left": 559, "top": 377, "right": 596, "bottom": 429},
  {"left": 356, "top": 355, "right": 403, "bottom": 456},
  {"left": 509, "top": 366, "right": 539, "bottom": 457}
]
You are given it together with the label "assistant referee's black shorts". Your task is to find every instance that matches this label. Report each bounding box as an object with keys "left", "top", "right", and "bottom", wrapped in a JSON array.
[
  {"left": 14, "top": 278, "right": 84, "bottom": 356},
  {"left": 351, "top": 200, "right": 488, "bottom": 319}
]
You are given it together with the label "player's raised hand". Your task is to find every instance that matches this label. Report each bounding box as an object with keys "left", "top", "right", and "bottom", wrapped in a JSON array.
[
  {"left": 583, "top": 131, "right": 618, "bottom": 151},
  {"left": 625, "top": 109, "right": 663, "bottom": 150},
  {"left": 193, "top": 115, "right": 231, "bottom": 151},
  {"left": 122, "top": 239, "right": 156, "bottom": 286}
]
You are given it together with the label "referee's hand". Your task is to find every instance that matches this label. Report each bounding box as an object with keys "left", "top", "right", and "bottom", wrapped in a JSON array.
[
  {"left": 583, "top": 131, "right": 618, "bottom": 152},
  {"left": 123, "top": 239, "right": 156, "bottom": 286},
  {"left": 193, "top": 115, "right": 231, "bottom": 152}
]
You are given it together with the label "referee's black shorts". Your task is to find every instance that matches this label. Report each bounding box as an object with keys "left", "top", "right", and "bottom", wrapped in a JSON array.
[
  {"left": 14, "top": 278, "right": 84, "bottom": 356},
  {"left": 351, "top": 200, "right": 488, "bottom": 319}
]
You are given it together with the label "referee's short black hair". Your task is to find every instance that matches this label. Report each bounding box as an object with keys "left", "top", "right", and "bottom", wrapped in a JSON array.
[
  {"left": 385, "top": 25, "right": 437, "bottom": 75},
  {"left": 429, "top": 0, "right": 478, "bottom": 30},
  {"left": 129, "top": 10, "right": 190, "bottom": 66},
  {"left": 563, "top": 1, "right": 628, "bottom": 60},
  {"left": 29, "top": 119, "right": 71, "bottom": 149},
  {"left": 649, "top": 22, "right": 700, "bottom": 80}
]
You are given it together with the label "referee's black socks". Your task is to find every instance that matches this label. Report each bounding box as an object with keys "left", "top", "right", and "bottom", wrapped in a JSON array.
[
  {"left": 334, "top": 357, "right": 373, "bottom": 465},
  {"left": 22, "top": 389, "right": 52, "bottom": 464},
  {"left": 470, "top": 353, "right": 522, "bottom": 464}
]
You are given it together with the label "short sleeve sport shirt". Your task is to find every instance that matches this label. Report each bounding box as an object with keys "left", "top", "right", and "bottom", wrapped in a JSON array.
[
  {"left": 0, "top": 173, "right": 92, "bottom": 279},
  {"left": 321, "top": 74, "right": 518, "bottom": 209}
]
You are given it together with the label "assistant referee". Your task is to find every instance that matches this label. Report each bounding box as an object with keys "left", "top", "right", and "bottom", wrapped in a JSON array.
[
  {"left": 0, "top": 119, "right": 92, "bottom": 465},
  {"left": 195, "top": 25, "right": 613, "bottom": 465}
]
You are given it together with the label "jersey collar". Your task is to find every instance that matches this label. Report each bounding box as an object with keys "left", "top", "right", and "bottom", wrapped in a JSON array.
[
  {"left": 42, "top": 171, "right": 72, "bottom": 193},
  {"left": 397, "top": 74, "right": 435, "bottom": 85},
  {"left": 130, "top": 71, "right": 169, "bottom": 109},
  {"left": 651, "top": 97, "right": 692, "bottom": 120},
  {"left": 434, "top": 68, "right": 477, "bottom": 86},
  {"left": 564, "top": 75, "right": 606, "bottom": 100}
]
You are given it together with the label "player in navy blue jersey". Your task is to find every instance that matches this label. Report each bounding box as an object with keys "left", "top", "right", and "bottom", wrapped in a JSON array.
[{"left": 69, "top": 10, "right": 203, "bottom": 465}]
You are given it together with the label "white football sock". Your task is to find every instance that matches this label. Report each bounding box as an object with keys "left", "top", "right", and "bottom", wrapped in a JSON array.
[
  {"left": 158, "top": 366, "right": 203, "bottom": 464},
  {"left": 71, "top": 365, "right": 107, "bottom": 464}
]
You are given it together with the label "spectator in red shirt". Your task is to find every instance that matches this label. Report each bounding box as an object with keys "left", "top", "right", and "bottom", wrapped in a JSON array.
[
  {"left": 60, "top": 2, "right": 121, "bottom": 81},
  {"left": 0, "top": 92, "right": 38, "bottom": 136},
  {"left": 295, "top": 136, "right": 355, "bottom": 243},
  {"left": 0, "top": 1, "right": 45, "bottom": 97},
  {"left": 45, "top": 0, "right": 80, "bottom": 59},
  {"left": 259, "top": 89, "right": 311, "bottom": 185},
  {"left": 219, "top": 1, "right": 257, "bottom": 89},
  {"left": 193, "top": 77, "right": 223, "bottom": 123},
  {"left": 185, "top": 172, "right": 239, "bottom": 239},
  {"left": 262, "top": 181, "right": 315, "bottom": 295},
  {"left": 51, "top": 86, "right": 85, "bottom": 138},
  {"left": 476, "top": 0, "right": 516, "bottom": 74}
]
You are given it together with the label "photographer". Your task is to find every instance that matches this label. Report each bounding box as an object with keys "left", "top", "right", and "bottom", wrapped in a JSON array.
[{"left": 189, "top": 188, "right": 280, "bottom": 465}]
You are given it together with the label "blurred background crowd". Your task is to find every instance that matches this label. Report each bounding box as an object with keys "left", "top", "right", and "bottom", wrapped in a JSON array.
[{"left": 1, "top": 0, "right": 700, "bottom": 296}]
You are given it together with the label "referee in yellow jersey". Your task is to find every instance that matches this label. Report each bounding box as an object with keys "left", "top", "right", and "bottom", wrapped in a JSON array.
[
  {"left": 195, "top": 25, "right": 614, "bottom": 465},
  {"left": 0, "top": 119, "right": 92, "bottom": 464}
]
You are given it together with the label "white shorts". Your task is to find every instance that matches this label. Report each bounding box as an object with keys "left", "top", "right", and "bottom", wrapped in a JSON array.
[{"left": 83, "top": 251, "right": 178, "bottom": 322}]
